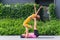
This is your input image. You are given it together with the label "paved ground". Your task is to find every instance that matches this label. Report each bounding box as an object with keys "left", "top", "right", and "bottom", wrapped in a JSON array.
[{"left": 0, "top": 36, "right": 60, "bottom": 40}]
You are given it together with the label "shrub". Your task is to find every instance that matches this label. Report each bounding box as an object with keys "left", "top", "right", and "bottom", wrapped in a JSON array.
[
  {"left": 49, "top": 3, "right": 56, "bottom": 19},
  {"left": 0, "top": 3, "right": 40, "bottom": 19},
  {"left": 0, "top": 18, "right": 25, "bottom": 35},
  {"left": 0, "top": 18, "right": 60, "bottom": 35},
  {"left": 37, "top": 20, "right": 60, "bottom": 35},
  {"left": 0, "top": 3, "right": 59, "bottom": 35}
]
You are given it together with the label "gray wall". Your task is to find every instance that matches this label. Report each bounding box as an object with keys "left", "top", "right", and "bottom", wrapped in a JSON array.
[
  {"left": 55, "top": 0, "right": 60, "bottom": 19},
  {"left": 1, "top": 0, "right": 35, "bottom": 4}
]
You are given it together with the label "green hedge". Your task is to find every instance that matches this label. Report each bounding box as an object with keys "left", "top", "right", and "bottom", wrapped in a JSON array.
[
  {"left": 49, "top": 3, "right": 56, "bottom": 19},
  {"left": 0, "top": 18, "right": 60, "bottom": 35},
  {"left": 0, "top": 3, "right": 56, "bottom": 19},
  {"left": 0, "top": 3, "right": 58, "bottom": 35},
  {"left": 0, "top": 18, "right": 25, "bottom": 35},
  {"left": 38, "top": 20, "right": 60, "bottom": 35},
  {"left": 0, "top": 3, "right": 39, "bottom": 19}
]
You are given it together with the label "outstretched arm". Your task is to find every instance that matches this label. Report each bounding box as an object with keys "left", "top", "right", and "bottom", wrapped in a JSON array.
[
  {"left": 36, "top": 6, "right": 43, "bottom": 15},
  {"left": 34, "top": 4, "right": 37, "bottom": 14}
]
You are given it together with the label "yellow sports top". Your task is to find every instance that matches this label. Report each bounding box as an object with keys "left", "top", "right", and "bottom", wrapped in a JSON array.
[{"left": 23, "top": 14, "right": 36, "bottom": 28}]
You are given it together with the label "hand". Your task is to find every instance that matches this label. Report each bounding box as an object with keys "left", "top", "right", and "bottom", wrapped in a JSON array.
[
  {"left": 33, "top": 18, "right": 36, "bottom": 20},
  {"left": 34, "top": 4, "right": 36, "bottom": 7},
  {"left": 29, "top": 25, "right": 32, "bottom": 28},
  {"left": 40, "top": 6, "right": 43, "bottom": 9}
]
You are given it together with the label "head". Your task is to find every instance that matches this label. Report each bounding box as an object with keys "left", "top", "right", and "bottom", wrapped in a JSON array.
[
  {"left": 36, "top": 15, "right": 40, "bottom": 20},
  {"left": 21, "top": 34, "right": 25, "bottom": 38}
]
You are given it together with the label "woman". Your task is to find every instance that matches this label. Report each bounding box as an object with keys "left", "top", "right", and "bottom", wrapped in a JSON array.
[
  {"left": 22, "top": 4, "right": 43, "bottom": 38},
  {"left": 21, "top": 18, "right": 39, "bottom": 38}
]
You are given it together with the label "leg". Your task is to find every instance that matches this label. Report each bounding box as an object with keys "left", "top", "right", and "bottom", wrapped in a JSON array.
[
  {"left": 25, "top": 27, "right": 29, "bottom": 38},
  {"left": 23, "top": 24, "right": 31, "bottom": 38},
  {"left": 34, "top": 18, "right": 37, "bottom": 30}
]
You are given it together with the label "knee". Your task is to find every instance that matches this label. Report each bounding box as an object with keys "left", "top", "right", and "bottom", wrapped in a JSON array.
[
  {"left": 23, "top": 23, "right": 28, "bottom": 28},
  {"left": 23, "top": 23, "right": 26, "bottom": 27}
]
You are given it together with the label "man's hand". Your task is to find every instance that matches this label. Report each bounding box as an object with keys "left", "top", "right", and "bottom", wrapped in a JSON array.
[
  {"left": 33, "top": 18, "right": 36, "bottom": 20},
  {"left": 33, "top": 18, "right": 37, "bottom": 30},
  {"left": 29, "top": 25, "right": 32, "bottom": 28}
]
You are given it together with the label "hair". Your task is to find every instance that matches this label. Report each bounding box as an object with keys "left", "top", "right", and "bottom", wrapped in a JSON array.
[
  {"left": 37, "top": 6, "right": 45, "bottom": 22},
  {"left": 21, "top": 35, "right": 25, "bottom": 38},
  {"left": 36, "top": 15, "right": 40, "bottom": 21}
]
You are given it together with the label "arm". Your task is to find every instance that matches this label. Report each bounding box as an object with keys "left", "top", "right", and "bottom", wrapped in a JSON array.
[
  {"left": 36, "top": 6, "right": 43, "bottom": 15},
  {"left": 34, "top": 4, "right": 37, "bottom": 14},
  {"left": 34, "top": 18, "right": 37, "bottom": 30}
]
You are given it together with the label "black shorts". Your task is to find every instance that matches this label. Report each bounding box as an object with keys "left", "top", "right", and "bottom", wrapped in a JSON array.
[{"left": 34, "top": 30, "right": 39, "bottom": 37}]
